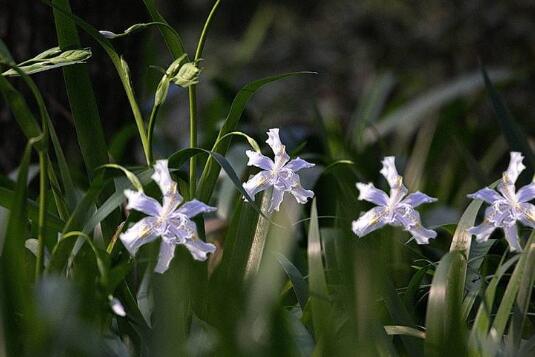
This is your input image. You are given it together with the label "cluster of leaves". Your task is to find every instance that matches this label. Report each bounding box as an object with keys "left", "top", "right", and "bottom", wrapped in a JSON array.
[{"left": 0, "top": 1, "right": 534, "bottom": 356}]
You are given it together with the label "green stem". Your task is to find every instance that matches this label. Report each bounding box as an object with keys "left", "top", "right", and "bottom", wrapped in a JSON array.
[
  {"left": 36, "top": 152, "right": 48, "bottom": 279},
  {"left": 147, "top": 105, "right": 160, "bottom": 164},
  {"left": 188, "top": 0, "right": 221, "bottom": 197},
  {"left": 188, "top": 86, "right": 198, "bottom": 197}
]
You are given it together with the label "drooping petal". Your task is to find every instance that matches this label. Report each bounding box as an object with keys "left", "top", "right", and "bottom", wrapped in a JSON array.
[
  {"left": 154, "top": 238, "right": 176, "bottom": 274},
  {"left": 176, "top": 199, "right": 216, "bottom": 218},
  {"left": 290, "top": 185, "right": 314, "bottom": 204},
  {"left": 182, "top": 238, "right": 216, "bottom": 261},
  {"left": 352, "top": 206, "right": 387, "bottom": 237},
  {"left": 356, "top": 182, "right": 389, "bottom": 206},
  {"left": 266, "top": 128, "right": 290, "bottom": 168},
  {"left": 503, "top": 152, "right": 525, "bottom": 184},
  {"left": 380, "top": 156, "right": 402, "bottom": 188},
  {"left": 467, "top": 220, "right": 495, "bottom": 243},
  {"left": 120, "top": 217, "right": 159, "bottom": 255},
  {"left": 124, "top": 189, "right": 162, "bottom": 217},
  {"left": 243, "top": 171, "right": 272, "bottom": 200},
  {"left": 467, "top": 187, "right": 502, "bottom": 204},
  {"left": 285, "top": 157, "right": 315, "bottom": 172},
  {"left": 519, "top": 202, "right": 535, "bottom": 228},
  {"left": 517, "top": 183, "right": 535, "bottom": 203},
  {"left": 402, "top": 191, "right": 437, "bottom": 208},
  {"left": 152, "top": 160, "right": 182, "bottom": 199},
  {"left": 246, "top": 150, "right": 274, "bottom": 171},
  {"left": 407, "top": 224, "right": 437, "bottom": 244},
  {"left": 503, "top": 224, "right": 522, "bottom": 252},
  {"left": 269, "top": 188, "right": 285, "bottom": 212}
]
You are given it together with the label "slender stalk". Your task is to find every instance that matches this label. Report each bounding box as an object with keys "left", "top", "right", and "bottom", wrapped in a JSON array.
[
  {"left": 188, "top": 0, "right": 221, "bottom": 197},
  {"left": 35, "top": 151, "right": 48, "bottom": 279},
  {"left": 244, "top": 189, "right": 272, "bottom": 279}
]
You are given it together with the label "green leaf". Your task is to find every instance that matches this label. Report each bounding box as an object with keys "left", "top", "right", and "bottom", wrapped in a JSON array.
[
  {"left": 141, "top": 0, "right": 186, "bottom": 59},
  {"left": 99, "top": 22, "right": 182, "bottom": 40},
  {"left": 51, "top": 0, "right": 112, "bottom": 177},
  {"left": 362, "top": 69, "right": 512, "bottom": 146},
  {"left": 98, "top": 164, "right": 144, "bottom": 192},
  {"left": 424, "top": 251, "right": 467, "bottom": 356},
  {"left": 48, "top": 0, "right": 150, "bottom": 163},
  {"left": 276, "top": 253, "right": 309, "bottom": 311},
  {"left": 196, "top": 71, "right": 315, "bottom": 202},
  {"left": 481, "top": 65, "right": 535, "bottom": 169},
  {"left": 384, "top": 325, "right": 426, "bottom": 340},
  {"left": 307, "top": 199, "right": 330, "bottom": 348},
  {"left": 0, "top": 143, "right": 35, "bottom": 355}
]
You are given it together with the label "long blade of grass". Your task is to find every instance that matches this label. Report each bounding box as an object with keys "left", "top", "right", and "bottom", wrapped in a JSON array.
[
  {"left": 307, "top": 199, "right": 331, "bottom": 350},
  {"left": 481, "top": 66, "right": 535, "bottom": 169},
  {"left": 51, "top": 0, "right": 112, "bottom": 176},
  {"left": 424, "top": 251, "right": 467, "bottom": 356}
]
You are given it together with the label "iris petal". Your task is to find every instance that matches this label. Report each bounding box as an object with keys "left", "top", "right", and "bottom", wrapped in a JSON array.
[
  {"left": 246, "top": 150, "right": 274, "bottom": 170},
  {"left": 182, "top": 239, "right": 216, "bottom": 261},
  {"left": 517, "top": 183, "right": 535, "bottom": 203},
  {"left": 407, "top": 224, "right": 437, "bottom": 244},
  {"left": 152, "top": 160, "right": 182, "bottom": 200},
  {"left": 467, "top": 221, "right": 495, "bottom": 243},
  {"left": 380, "top": 156, "right": 401, "bottom": 188},
  {"left": 467, "top": 187, "right": 502, "bottom": 204},
  {"left": 120, "top": 217, "right": 159, "bottom": 255},
  {"left": 266, "top": 128, "right": 290, "bottom": 168},
  {"left": 503, "top": 152, "right": 525, "bottom": 184},
  {"left": 356, "top": 182, "right": 389, "bottom": 206},
  {"left": 503, "top": 224, "right": 522, "bottom": 252},
  {"left": 352, "top": 206, "right": 387, "bottom": 237},
  {"left": 243, "top": 171, "right": 272, "bottom": 200},
  {"left": 176, "top": 199, "right": 216, "bottom": 218},
  {"left": 124, "top": 189, "right": 162, "bottom": 216},
  {"left": 519, "top": 202, "right": 535, "bottom": 228},
  {"left": 285, "top": 157, "right": 315, "bottom": 172},
  {"left": 269, "top": 188, "right": 285, "bottom": 212},
  {"left": 154, "top": 238, "right": 176, "bottom": 274},
  {"left": 402, "top": 191, "right": 437, "bottom": 208},
  {"left": 291, "top": 185, "right": 314, "bottom": 204}
]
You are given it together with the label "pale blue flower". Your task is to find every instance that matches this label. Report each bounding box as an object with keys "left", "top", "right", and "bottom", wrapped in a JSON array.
[
  {"left": 352, "top": 156, "right": 437, "bottom": 244},
  {"left": 120, "top": 160, "right": 216, "bottom": 273},
  {"left": 243, "top": 128, "right": 315, "bottom": 212},
  {"left": 467, "top": 152, "right": 535, "bottom": 251}
]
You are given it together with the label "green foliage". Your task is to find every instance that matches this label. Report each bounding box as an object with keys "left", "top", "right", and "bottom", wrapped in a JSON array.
[{"left": 0, "top": 2, "right": 533, "bottom": 356}]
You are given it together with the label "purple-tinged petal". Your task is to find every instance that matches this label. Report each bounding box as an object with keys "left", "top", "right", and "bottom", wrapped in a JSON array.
[
  {"left": 517, "top": 183, "right": 535, "bottom": 203},
  {"left": 167, "top": 215, "right": 196, "bottom": 240},
  {"left": 467, "top": 187, "right": 502, "bottom": 204},
  {"left": 503, "top": 224, "right": 522, "bottom": 252},
  {"left": 269, "top": 189, "right": 285, "bottom": 212},
  {"left": 120, "top": 217, "right": 159, "bottom": 255},
  {"left": 519, "top": 202, "right": 535, "bottom": 229},
  {"left": 392, "top": 204, "right": 421, "bottom": 229},
  {"left": 467, "top": 221, "right": 495, "bottom": 243},
  {"left": 356, "top": 182, "right": 389, "bottom": 206},
  {"left": 266, "top": 128, "right": 290, "bottom": 168},
  {"left": 380, "top": 156, "right": 402, "bottom": 188},
  {"left": 503, "top": 152, "right": 525, "bottom": 184},
  {"left": 407, "top": 224, "right": 437, "bottom": 244},
  {"left": 154, "top": 239, "right": 176, "bottom": 273},
  {"left": 176, "top": 199, "right": 216, "bottom": 218},
  {"left": 152, "top": 160, "right": 182, "bottom": 199},
  {"left": 124, "top": 189, "right": 162, "bottom": 216},
  {"left": 246, "top": 150, "right": 274, "bottom": 170},
  {"left": 290, "top": 185, "right": 314, "bottom": 204},
  {"left": 402, "top": 191, "right": 437, "bottom": 208},
  {"left": 285, "top": 157, "right": 315, "bottom": 172},
  {"left": 243, "top": 171, "right": 272, "bottom": 200},
  {"left": 352, "top": 206, "right": 387, "bottom": 237},
  {"left": 182, "top": 239, "right": 216, "bottom": 261}
]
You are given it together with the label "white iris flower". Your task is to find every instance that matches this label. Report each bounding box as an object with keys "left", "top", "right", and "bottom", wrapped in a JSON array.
[
  {"left": 120, "top": 160, "right": 216, "bottom": 273},
  {"left": 467, "top": 152, "right": 535, "bottom": 251},
  {"left": 243, "top": 128, "right": 315, "bottom": 212},
  {"left": 352, "top": 156, "right": 437, "bottom": 244}
]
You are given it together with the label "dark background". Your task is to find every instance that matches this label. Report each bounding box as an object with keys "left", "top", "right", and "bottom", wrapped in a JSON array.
[{"left": 2, "top": 0, "right": 535, "bottom": 172}]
